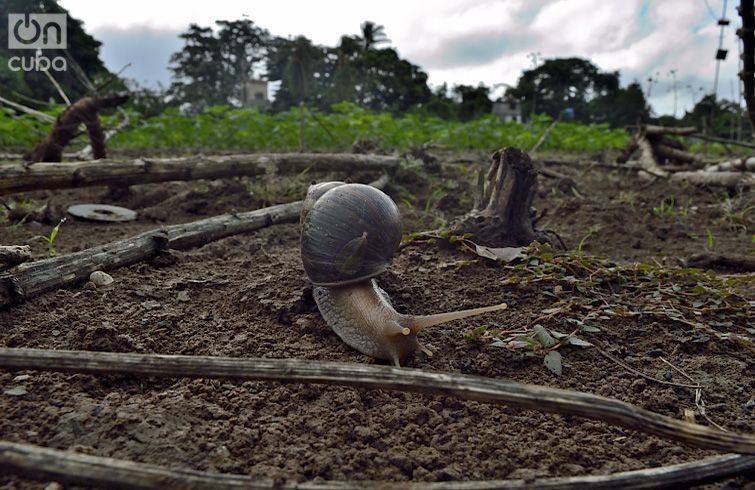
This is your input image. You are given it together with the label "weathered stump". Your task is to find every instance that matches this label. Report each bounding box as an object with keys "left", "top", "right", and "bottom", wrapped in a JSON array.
[{"left": 453, "top": 147, "right": 549, "bottom": 247}]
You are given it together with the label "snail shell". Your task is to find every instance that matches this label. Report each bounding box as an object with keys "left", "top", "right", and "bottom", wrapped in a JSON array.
[{"left": 300, "top": 183, "right": 402, "bottom": 287}]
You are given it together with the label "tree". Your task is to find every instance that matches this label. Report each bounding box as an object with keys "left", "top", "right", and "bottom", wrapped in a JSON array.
[
  {"left": 589, "top": 81, "right": 649, "bottom": 127},
  {"left": 424, "top": 83, "right": 458, "bottom": 119},
  {"left": 349, "top": 47, "right": 431, "bottom": 112},
  {"left": 0, "top": 0, "right": 113, "bottom": 105},
  {"left": 682, "top": 94, "right": 748, "bottom": 138},
  {"left": 267, "top": 35, "right": 328, "bottom": 111},
  {"left": 324, "top": 35, "right": 362, "bottom": 107},
  {"left": 360, "top": 21, "right": 390, "bottom": 50},
  {"left": 169, "top": 19, "right": 269, "bottom": 110},
  {"left": 508, "top": 57, "right": 620, "bottom": 123},
  {"left": 453, "top": 84, "right": 492, "bottom": 121}
]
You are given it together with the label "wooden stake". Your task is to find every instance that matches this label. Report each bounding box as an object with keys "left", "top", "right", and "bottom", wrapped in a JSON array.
[{"left": 0, "top": 348, "right": 754, "bottom": 454}]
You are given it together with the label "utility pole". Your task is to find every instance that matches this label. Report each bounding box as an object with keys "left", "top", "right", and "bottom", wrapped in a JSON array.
[
  {"left": 737, "top": 29, "right": 744, "bottom": 141},
  {"left": 668, "top": 69, "right": 678, "bottom": 118},
  {"left": 527, "top": 51, "right": 541, "bottom": 122},
  {"left": 711, "top": 0, "right": 730, "bottom": 133}
]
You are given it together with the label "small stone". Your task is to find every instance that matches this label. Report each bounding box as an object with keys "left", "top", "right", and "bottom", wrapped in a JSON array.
[
  {"left": 12, "top": 374, "right": 31, "bottom": 382},
  {"left": 4, "top": 386, "right": 28, "bottom": 396},
  {"left": 51, "top": 329, "right": 61, "bottom": 336},
  {"left": 44, "top": 483, "right": 63, "bottom": 490},
  {"left": 176, "top": 290, "right": 190, "bottom": 302},
  {"left": 143, "top": 300, "right": 162, "bottom": 310},
  {"left": 210, "top": 445, "right": 231, "bottom": 458},
  {"left": 89, "top": 270, "right": 114, "bottom": 287}
]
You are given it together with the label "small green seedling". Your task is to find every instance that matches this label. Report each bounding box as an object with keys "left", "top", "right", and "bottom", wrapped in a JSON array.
[
  {"left": 705, "top": 228, "right": 715, "bottom": 251},
  {"left": 37, "top": 218, "right": 66, "bottom": 257}
]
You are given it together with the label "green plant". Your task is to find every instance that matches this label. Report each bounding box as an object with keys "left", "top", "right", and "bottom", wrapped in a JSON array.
[
  {"left": 576, "top": 225, "right": 601, "bottom": 253},
  {"left": 705, "top": 228, "right": 715, "bottom": 251},
  {"left": 0, "top": 103, "right": 632, "bottom": 154},
  {"left": 719, "top": 194, "right": 754, "bottom": 233},
  {"left": 36, "top": 218, "right": 66, "bottom": 257}
]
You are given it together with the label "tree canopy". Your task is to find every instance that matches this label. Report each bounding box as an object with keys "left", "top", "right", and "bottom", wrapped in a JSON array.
[
  {"left": 506, "top": 57, "right": 650, "bottom": 127},
  {"left": 169, "top": 19, "right": 269, "bottom": 110}
]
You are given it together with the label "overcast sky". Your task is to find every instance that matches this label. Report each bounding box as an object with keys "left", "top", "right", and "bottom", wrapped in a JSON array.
[{"left": 59, "top": 0, "right": 740, "bottom": 116}]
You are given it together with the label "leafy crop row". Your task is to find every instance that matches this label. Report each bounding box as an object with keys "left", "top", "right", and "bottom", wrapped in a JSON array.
[{"left": 1, "top": 103, "right": 629, "bottom": 152}]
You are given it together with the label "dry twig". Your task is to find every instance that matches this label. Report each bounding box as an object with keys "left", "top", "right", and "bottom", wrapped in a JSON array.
[{"left": 0, "top": 348, "right": 754, "bottom": 454}]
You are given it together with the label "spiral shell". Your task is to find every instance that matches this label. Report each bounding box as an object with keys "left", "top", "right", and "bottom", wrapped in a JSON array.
[{"left": 301, "top": 183, "right": 402, "bottom": 286}]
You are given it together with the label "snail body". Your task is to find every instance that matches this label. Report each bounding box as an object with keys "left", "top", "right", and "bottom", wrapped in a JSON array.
[{"left": 300, "top": 182, "right": 507, "bottom": 366}]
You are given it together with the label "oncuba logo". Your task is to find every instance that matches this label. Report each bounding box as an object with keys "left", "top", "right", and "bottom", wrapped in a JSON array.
[{"left": 7, "top": 13, "right": 68, "bottom": 72}]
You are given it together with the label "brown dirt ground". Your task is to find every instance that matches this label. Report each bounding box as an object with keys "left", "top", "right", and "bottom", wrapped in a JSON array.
[{"left": 0, "top": 150, "right": 753, "bottom": 488}]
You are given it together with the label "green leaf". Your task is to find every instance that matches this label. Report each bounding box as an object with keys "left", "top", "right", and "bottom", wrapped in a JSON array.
[
  {"left": 532, "top": 324, "right": 557, "bottom": 348},
  {"left": 543, "top": 351, "right": 562, "bottom": 376},
  {"left": 568, "top": 336, "right": 593, "bottom": 347}
]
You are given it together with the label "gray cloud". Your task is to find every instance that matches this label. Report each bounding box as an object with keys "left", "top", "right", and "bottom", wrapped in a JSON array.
[
  {"left": 415, "top": 30, "right": 536, "bottom": 69},
  {"left": 93, "top": 27, "right": 184, "bottom": 87}
]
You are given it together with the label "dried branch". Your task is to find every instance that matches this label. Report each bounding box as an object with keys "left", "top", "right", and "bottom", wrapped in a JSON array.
[
  {"left": 0, "top": 95, "right": 55, "bottom": 123},
  {"left": 1, "top": 348, "right": 754, "bottom": 454},
  {"left": 0, "top": 245, "right": 32, "bottom": 271},
  {"left": 689, "top": 132, "right": 755, "bottom": 149},
  {"left": 0, "top": 153, "right": 400, "bottom": 195},
  {"left": 0, "top": 201, "right": 298, "bottom": 307},
  {"left": 1, "top": 440, "right": 754, "bottom": 490},
  {"left": 41, "top": 69, "right": 71, "bottom": 106},
  {"left": 530, "top": 117, "right": 559, "bottom": 155},
  {"left": 72, "top": 108, "right": 131, "bottom": 160},
  {"left": 683, "top": 252, "right": 755, "bottom": 272},
  {"left": 669, "top": 171, "right": 754, "bottom": 188},
  {"left": 25, "top": 94, "right": 129, "bottom": 163},
  {"left": 635, "top": 133, "right": 669, "bottom": 178},
  {"left": 643, "top": 125, "right": 697, "bottom": 136}
]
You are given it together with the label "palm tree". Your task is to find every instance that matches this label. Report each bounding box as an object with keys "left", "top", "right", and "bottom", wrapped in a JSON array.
[{"left": 360, "top": 21, "right": 390, "bottom": 50}]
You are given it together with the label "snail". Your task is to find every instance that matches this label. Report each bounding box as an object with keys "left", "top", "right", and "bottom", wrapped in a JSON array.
[{"left": 300, "top": 182, "right": 507, "bottom": 367}]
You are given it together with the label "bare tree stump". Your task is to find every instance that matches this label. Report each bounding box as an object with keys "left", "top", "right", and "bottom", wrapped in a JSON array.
[
  {"left": 454, "top": 148, "right": 548, "bottom": 247},
  {"left": 24, "top": 94, "right": 129, "bottom": 163}
]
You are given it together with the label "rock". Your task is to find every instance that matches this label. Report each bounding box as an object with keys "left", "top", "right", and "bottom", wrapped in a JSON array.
[
  {"left": 4, "top": 386, "right": 28, "bottom": 396},
  {"left": 89, "top": 270, "right": 114, "bottom": 287}
]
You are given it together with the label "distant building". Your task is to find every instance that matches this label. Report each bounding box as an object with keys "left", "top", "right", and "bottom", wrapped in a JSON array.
[
  {"left": 492, "top": 95, "right": 522, "bottom": 123},
  {"left": 242, "top": 79, "right": 269, "bottom": 109}
]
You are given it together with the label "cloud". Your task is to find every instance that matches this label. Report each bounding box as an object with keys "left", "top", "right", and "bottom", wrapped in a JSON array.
[
  {"left": 59, "top": 0, "right": 738, "bottom": 115},
  {"left": 93, "top": 27, "right": 184, "bottom": 87}
]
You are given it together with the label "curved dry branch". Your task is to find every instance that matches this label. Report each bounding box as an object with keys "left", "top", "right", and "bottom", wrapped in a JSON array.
[
  {"left": 1, "top": 440, "right": 754, "bottom": 490},
  {"left": 0, "top": 348, "right": 753, "bottom": 455}
]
